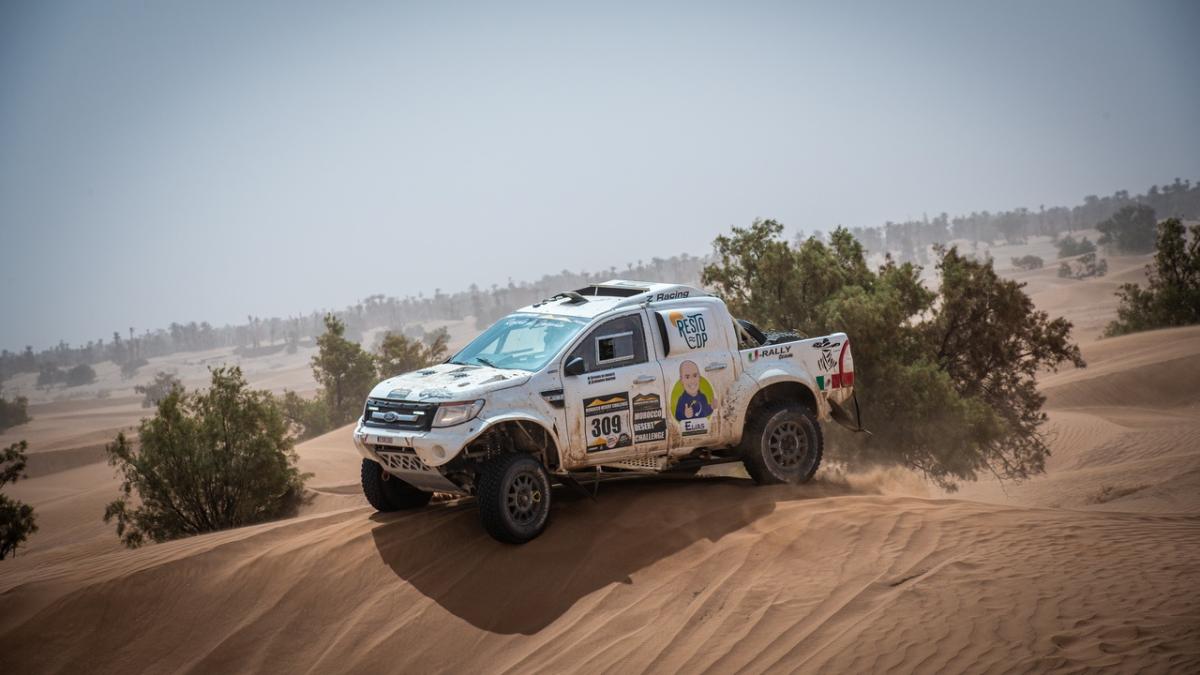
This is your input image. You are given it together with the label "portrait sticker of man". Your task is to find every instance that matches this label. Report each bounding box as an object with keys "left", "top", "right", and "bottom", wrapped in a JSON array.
[{"left": 673, "top": 360, "right": 714, "bottom": 421}]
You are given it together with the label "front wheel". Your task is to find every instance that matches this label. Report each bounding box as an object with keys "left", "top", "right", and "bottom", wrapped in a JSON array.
[
  {"left": 361, "top": 458, "right": 433, "bottom": 511},
  {"left": 477, "top": 453, "right": 552, "bottom": 544},
  {"left": 740, "top": 402, "right": 823, "bottom": 485}
]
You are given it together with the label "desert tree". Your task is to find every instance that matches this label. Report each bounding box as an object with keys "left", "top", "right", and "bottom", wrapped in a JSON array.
[
  {"left": 310, "top": 314, "right": 377, "bottom": 424},
  {"left": 703, "top": 219, "right": 1084, "bottom": 489},
  {"left": 134, "top": 371, "right": 183, "bottom": 408},
  {"left": 375, "top": 328, "right": 450, "bottom": 379},
  {"left": 1105, "top": 218, "right": 1200, "bottom": 336},
  {"left": 1098, "top": 204, "right": 1157, "bottom": 254},
  {"left": 1, "top": 441, "right": 38, "bottom": 559},
  {"left": 104, "top": 367, "right": 306, "bottom": 547},
  {"left": 0, "top": 393, "right": 31, "bottom": 432},
  {"left": 281, "top": 314, "right": 377, "bottom": 440},
  {"left": 1011, "top": 255, "right": 1044, "bottom": 271}
]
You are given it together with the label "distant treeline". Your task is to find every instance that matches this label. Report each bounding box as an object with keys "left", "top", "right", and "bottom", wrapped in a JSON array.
[
  {"left": 0, "top": 255, "right": 709, "bottom": 382},
  {"left": 848, "top": 178, "right": 1200, "bottom": 263},
  {"left": 2, "top": 179, "right": 1198, "bottom": 382}
]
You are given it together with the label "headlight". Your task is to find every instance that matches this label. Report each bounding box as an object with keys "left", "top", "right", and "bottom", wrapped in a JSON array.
[{"left": 432, "top": 399, "right": 485, "bottom": 427}]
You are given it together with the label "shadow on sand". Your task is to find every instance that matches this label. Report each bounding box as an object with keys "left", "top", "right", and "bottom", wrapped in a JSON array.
[{"left": 369, "top": 475, "right": 853, "bottom": 634}]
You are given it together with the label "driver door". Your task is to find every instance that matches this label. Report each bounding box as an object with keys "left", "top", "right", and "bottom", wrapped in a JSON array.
[{"left": 560, "top": 312, "right": 667, "bottom": 467}]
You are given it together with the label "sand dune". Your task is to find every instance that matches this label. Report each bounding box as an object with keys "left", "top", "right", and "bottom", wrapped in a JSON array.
[
  {"left": 1, "top": 481, "right": 1197, "bottom": 673},
  {"left": 956, "top": 325, "right": 1200, "bottom": 516},
  {"left": 3, "top": 271, "right": 1200, "bottom": 673}
]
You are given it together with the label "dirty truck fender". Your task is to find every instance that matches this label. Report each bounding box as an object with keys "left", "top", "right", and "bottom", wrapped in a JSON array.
[
  {"left": 355, "top": 411, "right": 560, "bottom": 468},
  {"left": 727, "top": 368, "right": 828, "bottom": 446}
]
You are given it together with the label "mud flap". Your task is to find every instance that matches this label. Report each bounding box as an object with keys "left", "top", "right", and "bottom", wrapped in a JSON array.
[{"left": 829, "top": 391, "right": 870, "bottom": 435}]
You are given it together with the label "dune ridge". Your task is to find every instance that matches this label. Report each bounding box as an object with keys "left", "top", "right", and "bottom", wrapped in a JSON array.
[{"left": 1, "top": 483, "right": 1197, "bottom": 673}]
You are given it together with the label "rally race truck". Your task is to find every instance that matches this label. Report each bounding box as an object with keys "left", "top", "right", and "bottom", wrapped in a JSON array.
[{"left": 352, "top": 280, "right": 862, "bottom": 544}]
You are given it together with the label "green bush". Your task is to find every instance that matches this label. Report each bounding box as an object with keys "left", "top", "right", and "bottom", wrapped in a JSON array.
[
  {"left": 1056, "top": 234, "right": 1097, "bottom": 258},
  {"left": 703, "top": 219, "right": 1083, "bottom": 489},
  {"left": 36, "top": 365, "right": 62, "bottom": 389},
  {"left": 0, "top": 394, "right": 31, "bottom": 432},
  {"left": 1105, "top": 218, "right": 1200, "bottom": 336},
  {"left": 280, "top": 390, "right": 332, "bottom": 440},
  {"left": 104, "top": 367, "right": 307, "bottom": 548},
  {"left": 1, "top": 441, "right": 38, "bottom": 559},
  {"left": 65, "top": 364, "right": 96, "bottom": 387},
  {"left": 1011, "top": 255, "right": 1044, "bottom": 271}
]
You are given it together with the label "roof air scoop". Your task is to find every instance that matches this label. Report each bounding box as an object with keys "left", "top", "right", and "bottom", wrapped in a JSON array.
[{"left": 533, "top": 291, "right": 589, "bottom": 307}]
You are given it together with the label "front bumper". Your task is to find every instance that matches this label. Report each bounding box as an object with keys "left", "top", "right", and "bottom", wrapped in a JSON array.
[{"left": 353, "top": 418, "right": 479, "bottom": 494}]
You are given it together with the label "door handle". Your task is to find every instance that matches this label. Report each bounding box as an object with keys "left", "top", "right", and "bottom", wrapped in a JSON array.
[
  {"left": 705, "top": 363, "right": 727, "bottom": 372},
  {"left": 634, "top": 374, "right": 657, "bottom": 384}
]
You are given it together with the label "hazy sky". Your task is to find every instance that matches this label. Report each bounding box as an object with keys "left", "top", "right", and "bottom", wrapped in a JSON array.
[{"left": 2, "top": 1, "right": 1198, "bottom": 351}]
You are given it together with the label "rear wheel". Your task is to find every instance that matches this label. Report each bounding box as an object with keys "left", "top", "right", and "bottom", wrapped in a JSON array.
[
  {"left": 361, "top": 458, "right": 433, "bottom": 511},
  {"left": 477, "top": 453, "right": 552, "bottom": 544},
  {"left": 740, "top": 402, "right": 823, "bottom": 485}
]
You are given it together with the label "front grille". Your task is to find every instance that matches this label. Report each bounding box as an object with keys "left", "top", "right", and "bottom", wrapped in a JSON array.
[{"left": 363, "top": 398, "right": 437, "bottom": 431}]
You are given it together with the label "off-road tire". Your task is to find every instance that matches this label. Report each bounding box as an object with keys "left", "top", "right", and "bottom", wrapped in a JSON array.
[
  {"left": 361, "top": 458, "right": 433, "bottom": 511},
  {"left": 740, "top": 402, "right": 823, "bottom": 485},
  {"left": 477, "top": 453, "right": 552, "bottom": 544}
]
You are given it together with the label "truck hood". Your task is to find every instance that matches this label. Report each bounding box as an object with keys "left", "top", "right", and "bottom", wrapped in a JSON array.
[{"left": 368, "top": 363, "right": 532, "bottom": 402}]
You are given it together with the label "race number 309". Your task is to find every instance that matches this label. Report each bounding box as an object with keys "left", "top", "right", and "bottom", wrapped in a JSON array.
[{"left": 591, "top": 414, "right": 622, "bottom": 437}]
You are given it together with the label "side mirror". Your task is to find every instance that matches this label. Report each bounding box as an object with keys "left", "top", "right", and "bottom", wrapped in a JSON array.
[{"left": 564, "top": 356, "right": 586, "bottom": 377}]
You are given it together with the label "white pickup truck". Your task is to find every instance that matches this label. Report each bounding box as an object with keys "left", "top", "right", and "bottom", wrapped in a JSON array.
[{"left": 353, "top": 280, "right": 861, "bottom": 543}]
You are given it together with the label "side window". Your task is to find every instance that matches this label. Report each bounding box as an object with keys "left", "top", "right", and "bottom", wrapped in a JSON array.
[{"left": 568, "top": 314, "right": 648, "bottom": 373}]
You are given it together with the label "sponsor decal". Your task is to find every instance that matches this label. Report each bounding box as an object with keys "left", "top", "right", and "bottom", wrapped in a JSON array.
[
  {"left": 746, "top": 345, "right": 794, "bottom": 362},
  {"left": 583, "top": 392, "right": 633, "bottom": 452},
  {"left": 373, "top": 435, "right": 413, "bottom": 448},
  {"left": 816, "top": 339, "right": 855, "bottom": 388},
  {"left": 817, "top": 349, "right": 837, "bottom": 372},
  {"left": 587, "top": 371, "right": 616, "bottom": 385},
  {"left": 632, "top": 393, "right": 666, "bottom": 443},
  {"left": 670, "top": 360, "right": 714, "bottom": 436},
  {"left": 810, "top": 337, "right": 842, "bottom": 350},
  {"left": 682, "top": 417, "right": 710, "bottom": 436},
  {"left": 813, "top": 337, "right": 840, "bottom": 372},
  {"left": 668, "top": 311, "right": 709, "bottom": 349},
  {"left": 654, "top": 290, "right": 690, "bottom": 302}
]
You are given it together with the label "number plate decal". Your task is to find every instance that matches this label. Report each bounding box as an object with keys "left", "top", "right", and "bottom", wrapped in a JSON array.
[{"left": 582, "top": 391, "right": 633, "bottom": 452}]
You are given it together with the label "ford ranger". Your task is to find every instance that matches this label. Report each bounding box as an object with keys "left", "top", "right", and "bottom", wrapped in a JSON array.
[{"left": 352, "top": 280, "right": 861, "bottom": 543}]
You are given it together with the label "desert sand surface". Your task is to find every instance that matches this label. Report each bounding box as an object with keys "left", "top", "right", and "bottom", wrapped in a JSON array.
[{"left": 2, "top": 260, "right": 1199, "bottom": 674}]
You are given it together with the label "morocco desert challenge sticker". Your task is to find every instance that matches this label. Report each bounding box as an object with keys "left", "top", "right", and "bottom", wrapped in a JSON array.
[
  {"left": 632, "top": 393, "right": 666, "bottom": 443},
  {"left": 583, "top": 392, "right": 632, "bottom": 451}
]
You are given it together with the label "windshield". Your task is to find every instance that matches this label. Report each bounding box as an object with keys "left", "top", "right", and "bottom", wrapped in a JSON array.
[{"left": 450, "top": 313, "right": 588, "bottom": 372}]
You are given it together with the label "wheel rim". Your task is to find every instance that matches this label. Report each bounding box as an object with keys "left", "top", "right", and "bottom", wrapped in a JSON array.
[
  {"left": 506, "top": 470, "right": 543, "bottom": 526},
  {"left": 767, "top": 420, "right": 810, "bottom": 472}
]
